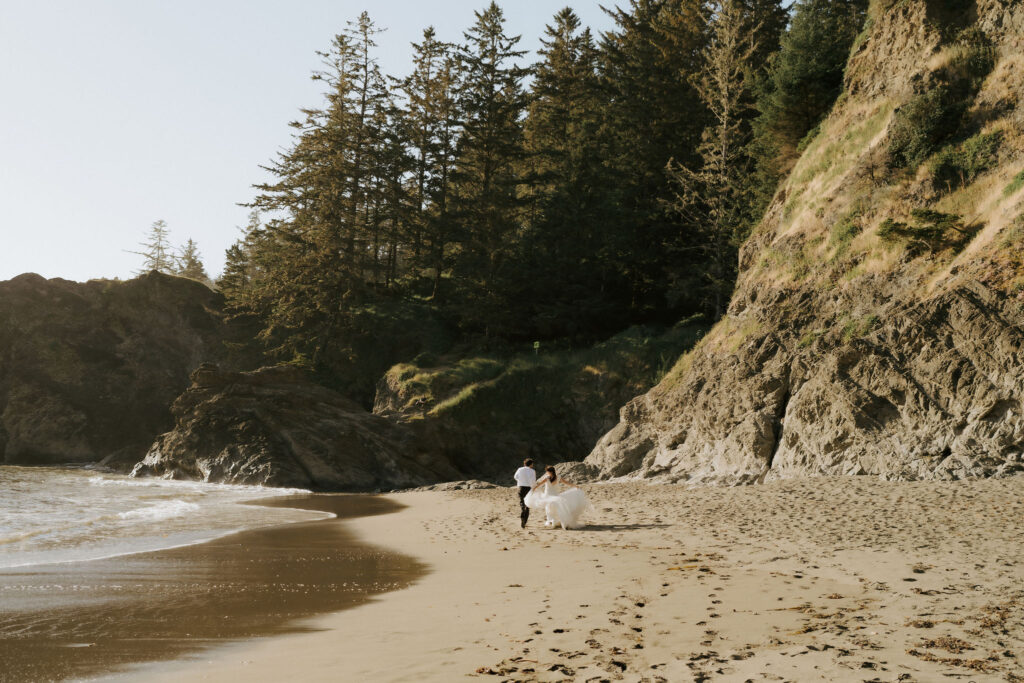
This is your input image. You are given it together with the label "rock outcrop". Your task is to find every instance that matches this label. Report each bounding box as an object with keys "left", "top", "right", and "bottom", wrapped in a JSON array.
[
  {"left": 371, "top": 324, "right": 707, "bottom": 482},
  {"left": 585, "top": 0, "right": 1024, "bottom": 485},
  {"left": 588, "top": 281, "right": 1024, "bottom": 485},
  {"left": 133, "top": 364, "right": 462, "bottom": 490},
  {"left": 0, "top": 272, "right": 231, "bottom": 467}
]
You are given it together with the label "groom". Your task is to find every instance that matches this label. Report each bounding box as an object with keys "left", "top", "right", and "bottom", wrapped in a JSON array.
[{"left": 513, "top": 458, "right": 537, "bottom": 528}]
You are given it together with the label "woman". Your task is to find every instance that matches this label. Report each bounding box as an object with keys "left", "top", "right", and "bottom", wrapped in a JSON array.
[{"left": 523, "top": 466, "right": 589, "bottom": 530}]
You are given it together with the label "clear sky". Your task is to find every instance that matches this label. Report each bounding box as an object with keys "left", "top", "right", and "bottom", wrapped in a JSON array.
[{"left": 0, "top": 1, "right": 618, "bottom": 283}]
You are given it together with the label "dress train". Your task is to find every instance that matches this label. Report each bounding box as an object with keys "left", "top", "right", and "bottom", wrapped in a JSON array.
[{"left": 524, "top": 482, "right": 589, "bottom": 529}]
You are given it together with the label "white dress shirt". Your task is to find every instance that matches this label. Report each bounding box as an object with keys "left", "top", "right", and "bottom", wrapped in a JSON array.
[{"left": 514, "top": 466, "right": 537, "bottom": 488}]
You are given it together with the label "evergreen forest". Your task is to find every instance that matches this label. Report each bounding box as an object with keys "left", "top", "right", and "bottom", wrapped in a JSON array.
[{"left": 215, "top": 0, "right": 870, "bottom": 400}]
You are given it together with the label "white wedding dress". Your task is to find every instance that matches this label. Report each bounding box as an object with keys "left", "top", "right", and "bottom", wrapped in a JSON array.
[{"left": 523, "top": 479, "right": 589, "bottom": 529}]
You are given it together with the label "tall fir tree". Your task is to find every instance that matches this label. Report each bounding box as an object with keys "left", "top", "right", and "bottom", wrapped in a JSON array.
[
  {"left": 669, "top": 0, "right": 763, "bottom": 319},
  {"left": 343, "top": 12, "right": 391, "bottom": 282},
  {"left": 423, "top": 48, "right": 463, "bottom": 301},
  {"left": 245, "top": 12, "right": 391, "bottom": 368},
  {"left": 451, "top": 1, "right": 529, "bottom": 332},
  {"left": 750, "top": 0, "right": 869, "bottom": 210},
  {"left": 368, "top": 96, "right": 413, "bottom": 289},
  {"left": 598, "top": 0, "right": 711, "bottom": 320},
  {"left": 397, "top": 28, "right": 463, "bottom": 300},
  {"left": 218, "top": 211, "right": 264, "bottom": 302},
  {"left": 518, "top": 7, "right": 621, "bottom": 338},
  {"left": 741, "top": 0, "right": 789, "bottom": 68}
]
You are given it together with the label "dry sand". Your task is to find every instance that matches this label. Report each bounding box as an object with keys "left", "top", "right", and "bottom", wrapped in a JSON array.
[{"left": 119, "top": 476, "right": 1024, "bottom": 682}]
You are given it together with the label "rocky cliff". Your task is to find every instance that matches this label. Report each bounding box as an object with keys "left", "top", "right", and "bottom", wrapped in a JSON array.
[
  {"left": 129, "top": 324, "right": 706, "bottom": 490},
  {"left": 133, "top": 364, "right": 462, "bottom": 490},
  {"left": 584, "top": 0, "right": 1024, "bottom": 484},
  {"left": 0, "top": 272, "right": 232, "bottom": 467},
  {"left": 371, "top": 324, "right": 706, "bottom": 482}
]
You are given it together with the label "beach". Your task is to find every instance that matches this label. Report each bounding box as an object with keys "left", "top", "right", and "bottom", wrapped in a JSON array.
[{"left": 115, "top": 476, "right": 1024, "bottom": 682}]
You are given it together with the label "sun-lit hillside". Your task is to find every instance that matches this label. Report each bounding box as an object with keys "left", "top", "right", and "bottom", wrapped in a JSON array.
[{"left": 586, "top": 0, "right": 1024, "bottom": 485}]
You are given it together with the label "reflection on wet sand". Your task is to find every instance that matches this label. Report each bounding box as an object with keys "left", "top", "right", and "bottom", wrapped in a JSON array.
[{"left": 0, "top": 494, "right": 424, "bottom": 682}]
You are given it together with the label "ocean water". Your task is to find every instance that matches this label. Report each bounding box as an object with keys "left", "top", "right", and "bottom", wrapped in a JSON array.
[
  {"left": 0, "top": 466, "right": 327, "bottom": 570},
  {"left": 0, "top": 466, "right": 424, "bottom": 682}
]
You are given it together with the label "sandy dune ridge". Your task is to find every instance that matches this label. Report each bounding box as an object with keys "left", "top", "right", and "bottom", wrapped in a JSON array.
[{"left": 127, "top": 476, "right": 1024, "bottom": 682}]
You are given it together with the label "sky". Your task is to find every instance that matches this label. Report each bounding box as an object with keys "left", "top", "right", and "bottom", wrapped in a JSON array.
[{"left": 0, "top": 1, "right": 618, "bottom": 283}]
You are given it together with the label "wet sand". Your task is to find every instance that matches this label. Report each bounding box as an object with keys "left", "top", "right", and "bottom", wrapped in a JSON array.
[
  {"left": 0, "top": 495, "right": 423, "bottom": 683},
  {"left": 128, "top": 476, "right": 1024, "bottom": 682}
]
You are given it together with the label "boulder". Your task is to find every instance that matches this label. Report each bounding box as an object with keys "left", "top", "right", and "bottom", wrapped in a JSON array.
[{"left": 133, "top": 364, "right": 462, "bottom": 490}]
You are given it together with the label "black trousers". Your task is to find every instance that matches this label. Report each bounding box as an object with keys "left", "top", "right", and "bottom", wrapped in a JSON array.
[{"left": 518, "top": 486, "right": 531, "bottom": 526}]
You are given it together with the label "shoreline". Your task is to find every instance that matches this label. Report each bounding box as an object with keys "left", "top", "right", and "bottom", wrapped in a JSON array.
[
  {"left": 0, "top": 464, "right": 329, "bottom": 571},
  {"left": 111, "top": 476, "right": 1024, "bottom": 682},
  {"left": 0, "top": 493, "right": 423, "bottom": 683}
]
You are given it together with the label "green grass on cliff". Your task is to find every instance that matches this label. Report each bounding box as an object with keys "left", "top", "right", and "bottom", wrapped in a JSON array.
[
  {"left": 840, "top": 314, "right": 880, "bottom": 343},
  {"left": 930, "top": 130, "right": 1002, "bottom": 193},
  {"left": 793, "top": 104, "right": 891, "bottom": 188},
  {"left": 1004, "top": 170, "right": 1024, "bottom": 197},
  {"left": 383, "top": 319, "right": 709, "bottom": 425}
]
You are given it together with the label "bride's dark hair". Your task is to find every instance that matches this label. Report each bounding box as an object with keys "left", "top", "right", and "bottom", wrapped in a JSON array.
[{"left": 545, "top": 466, "right": 557, "bottom": 481}]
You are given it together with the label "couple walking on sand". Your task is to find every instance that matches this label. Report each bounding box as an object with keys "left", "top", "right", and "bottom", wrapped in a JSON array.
[{"left": 513, "top": 458, "right": 589, "bottom": 530}]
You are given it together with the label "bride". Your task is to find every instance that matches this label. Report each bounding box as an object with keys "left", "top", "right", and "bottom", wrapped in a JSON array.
[{"left": 523, "top": 466, "right": 589, "bottom": 530}]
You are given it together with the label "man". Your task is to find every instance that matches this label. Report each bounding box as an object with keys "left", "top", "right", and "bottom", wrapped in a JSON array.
[{"left": 513, "top": 458, "right": 537, "bottom": 528}]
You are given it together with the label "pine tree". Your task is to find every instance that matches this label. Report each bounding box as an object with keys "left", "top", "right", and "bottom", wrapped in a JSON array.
[
  {"left": 368, "top": 97, "right": 413, "bottom": 289},
  {"left": 351, "top": 16, "right": 402, "bottom": 287},
  {"left": 598, "top": 0, "right": 711, "bottom": 320},
  {"left": 398, "top": 27, "right": 445, "bottom": 262},
  {"left": 752, "top": 0, "right": 869, "bottom": 189},
  {"left": 245, "top": 12, "right": 391, "bottom": 367},
  {"left": 396, "top": 28, "right": 463, "bottom": 299},
  {"left": 451, "top": 2, "right": 529, "bottom": 330},
  {"left": 525, "top": 9, "right": 603, "bottom": 209},
  {"left": 131, "top": 219, "right": 175, "bottom": 274},
  {"left": 741, "top": 0, "right": 789, "bottom": 68},
  {"left": 517, "top": 7, "right": 620, "bottom": 337},
  {"left": 175, "top": 238, "right": 210, "bottom": 283},
  {"left": 669, "top": 0, "right": 761, "bottom": 319},
  {"left": 423, "top": 49, "right": 462, "bottom": 301},
  {"left": 218, "top": 211, "right": 262, "bottom": 302}
]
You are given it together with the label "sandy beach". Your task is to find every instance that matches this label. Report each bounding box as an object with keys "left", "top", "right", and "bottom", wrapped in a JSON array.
[{"left": 106, "top": 475, "right": 1024, "bottom": 683}]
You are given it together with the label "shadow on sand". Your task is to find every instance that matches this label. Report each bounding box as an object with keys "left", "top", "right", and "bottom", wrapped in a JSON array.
[{"left": 580, "top": 523, "right": 673, "bottom": 531}]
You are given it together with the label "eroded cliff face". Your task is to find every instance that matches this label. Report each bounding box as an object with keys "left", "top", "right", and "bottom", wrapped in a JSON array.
[
  {"left": 585, "top": 0, "right": 1024, "bottom": 485},
  {"left": 133, "top": 364, "right": 462, "bottom": 490},
  {"left": 0, "top": 272, "right": 230, "bottom": 467}
]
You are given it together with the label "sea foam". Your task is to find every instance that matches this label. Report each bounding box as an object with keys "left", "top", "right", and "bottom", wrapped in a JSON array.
[
  {"left": 117, "top": 499, "right": 200, "bottom": 521},
  {"left": 0, "top": 466, "right": 327, "bottom": 569}
]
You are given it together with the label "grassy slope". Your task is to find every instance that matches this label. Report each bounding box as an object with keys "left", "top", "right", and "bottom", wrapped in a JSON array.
[
  {"left": 375, "top": 321, "right": 708, "bottom": 474},
  {"left": 709, "top": 0, "right": 1024, "bottom": 355}
]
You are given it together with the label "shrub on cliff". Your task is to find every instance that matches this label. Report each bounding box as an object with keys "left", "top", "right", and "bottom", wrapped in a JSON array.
[
  {"left": 930, "top": 130, "right": 1002, "bottom": 192},
  {"left": 887, "top": 28, "right": 996, "bottom": 169},
  {"left": 888, "top": 86, "right": 966, "bottom": 169},
  {"left": 878, "top": 209, "right": 976, "bottom": 255}
]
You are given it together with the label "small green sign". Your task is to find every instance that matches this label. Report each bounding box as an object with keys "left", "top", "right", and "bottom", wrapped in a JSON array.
[{"left": 533, "top": 341, "right": 540, "bottom": 349}]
